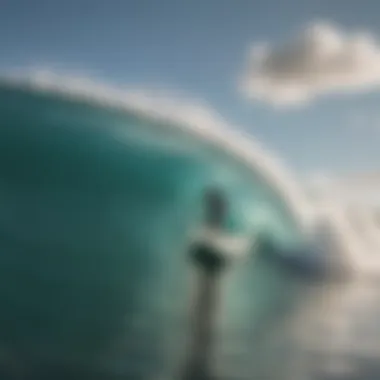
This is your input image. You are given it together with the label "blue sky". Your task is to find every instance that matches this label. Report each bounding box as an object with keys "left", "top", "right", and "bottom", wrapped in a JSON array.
[{"left": 1, "top": 0, "right": 380, "bottom": 175}]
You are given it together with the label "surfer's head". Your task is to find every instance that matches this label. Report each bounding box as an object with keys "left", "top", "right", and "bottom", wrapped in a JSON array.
[{"left": 203, "top": 187, "right": 227, "bottom": 228}]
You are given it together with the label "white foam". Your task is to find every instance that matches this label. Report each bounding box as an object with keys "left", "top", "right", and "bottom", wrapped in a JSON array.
[{"left": 310, "top": 189, "right": 380, "bottom": 277}]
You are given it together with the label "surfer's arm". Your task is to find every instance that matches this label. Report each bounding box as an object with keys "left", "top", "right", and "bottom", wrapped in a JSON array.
[{"left": 188, "top": 228, "right": 252, "bottom": 271}]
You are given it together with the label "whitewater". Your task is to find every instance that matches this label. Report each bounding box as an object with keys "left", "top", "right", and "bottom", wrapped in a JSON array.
[{"left": 0, "top": 71, "right": 380, "bottom": 379}]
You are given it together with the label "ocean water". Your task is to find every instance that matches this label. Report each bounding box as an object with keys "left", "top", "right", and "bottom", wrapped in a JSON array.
[{"left": 0, "top": 80, "right": 379, "bottom": 380}]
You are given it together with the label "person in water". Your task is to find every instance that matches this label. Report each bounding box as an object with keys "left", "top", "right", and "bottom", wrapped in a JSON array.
[
  {"left": 191, "top": 188, "right": 229, "bottom": 271},
  {"left": 182, "top": 188, "right": 230, "bottom": 380}
]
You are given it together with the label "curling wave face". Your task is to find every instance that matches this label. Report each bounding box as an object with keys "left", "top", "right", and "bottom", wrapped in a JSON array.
[{"left": 0, "top": 75, "right": 316, "bottom": 376}]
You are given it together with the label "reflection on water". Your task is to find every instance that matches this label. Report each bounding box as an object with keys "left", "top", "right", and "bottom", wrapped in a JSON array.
[
  {"left": 286, "top": 277, "right": 380, "bottom": 380},
  {"left": 213, "top": 257, "right": 380, "bottom": 380},
  {"left": 1, "top": 246, "right": 380, "bottom": 380},
  {"left": 100, "top": 253, "right": 380, "bottom": 380}
]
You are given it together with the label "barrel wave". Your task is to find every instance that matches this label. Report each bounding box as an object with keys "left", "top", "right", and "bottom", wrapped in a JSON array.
[{"left": 0, "top": 75, "right": 315, "bottom": 378}]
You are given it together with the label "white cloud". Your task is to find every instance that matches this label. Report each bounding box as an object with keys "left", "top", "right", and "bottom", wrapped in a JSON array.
[{"left": 241, "top": 21, "right": 380, "bottom": 107}]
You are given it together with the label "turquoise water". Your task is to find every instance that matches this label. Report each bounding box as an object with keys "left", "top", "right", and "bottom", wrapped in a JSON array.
[{"left": 0, "top": 83, "right": 313, "bottom": 377}]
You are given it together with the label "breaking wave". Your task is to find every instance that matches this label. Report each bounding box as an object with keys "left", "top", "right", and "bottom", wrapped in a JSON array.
[{"left": 0, "top": 70, "right": 377, "bottom": 377}]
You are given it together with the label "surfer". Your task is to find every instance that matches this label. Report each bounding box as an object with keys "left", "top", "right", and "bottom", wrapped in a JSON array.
[{"left": 182, "top": 188, "right": 230, "bottom": 380}]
